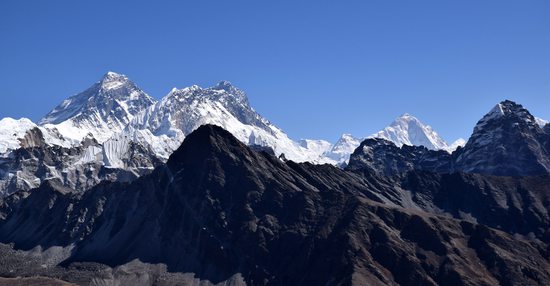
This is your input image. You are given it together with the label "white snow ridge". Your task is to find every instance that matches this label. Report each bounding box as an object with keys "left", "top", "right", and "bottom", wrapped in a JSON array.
[
  {"left": 0, "top": 71, "right": 472, "bottom": 196},
  {"left": 40, "top": 71, "right": 156, "bottom": 144},
  {"left": 124, "top": 80, "right": 325, "bottom": 163},
  {"left": 369, "top": 113, "right": 450, "bottom": 151}
]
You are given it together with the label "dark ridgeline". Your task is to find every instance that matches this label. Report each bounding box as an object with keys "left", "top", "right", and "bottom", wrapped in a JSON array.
[
  {"left": 0, "top": 118, "right": 549, "bottom": 285},
  {"left": 349, "top": 100, "right": 550, "bottom": 177}
]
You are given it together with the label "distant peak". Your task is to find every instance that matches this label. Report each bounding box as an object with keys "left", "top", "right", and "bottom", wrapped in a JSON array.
[
  {"left": 475, "top": 100, "right": 538, "bottom": 132},
  {"left": 396, "top": 113, "right": 421, "bottom": 122},
  {"left": 102, "top": 71, "right": 126, "bottom": 80},
  {"left": 340, "top": 133, "right": 356, "bottom": 140},
  {"left": 495, "top": 100, "right": 525, "bottom": 114},
  {"left": 166, "top": 85, "right": 201, "bottom": 98},
  {"left": 369, "top": 112, "right": 449, "bottom": 151},
  {"left": 335, "top": 134, "right": 360, "bottom": 145},
  {"left": 535, "top": 117, "right": 549, "bottom": 128},
  {"left": 212, "top": 80, "right": 234, "bottom": 91},
  {"left": 99, "top": 71, "right": 130, "bottom": 90},
  {"left": 483, "top": 100, "right": 529, "bottom": 119}
]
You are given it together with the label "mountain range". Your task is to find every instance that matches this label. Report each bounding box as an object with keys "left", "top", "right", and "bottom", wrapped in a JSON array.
[
  {"left": 0, "top": 124, "right": 549, "bottom": 285},
  {"left": 1, "top": 72, "right": 550, "bottom": 285},
  {"left": 0, "top": 72, "right": 472, "bottom": 196}
]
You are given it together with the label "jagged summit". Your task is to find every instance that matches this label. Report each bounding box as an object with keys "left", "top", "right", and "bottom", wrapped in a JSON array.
[
  {"left": 213, "top": 80, "right": 234, "bottom": 90},
  {"left": 101, "top": 71, "right": 127, "bottom": 81},
  {"left": 125, "top": 80, "right": 324, "bottom": 163},
  {"left": 2, "top": 113, "right": 550, "bottom": 285},
  {"left": 321, "top": 114, "right": 463, "bottom": 166},
  {"left": 322, "top": 133, "right": 362, "bottom": 165},
  {"left": 98, "top": 71, "right": 130, "bottom": 90},
  {"left": 165, "top": 81, "right": 249, "bottom": 107},
  {"left": 103, "top": 71, "right": 124, "bottom": 78},
  {"left": 471, "top": 100, "right": 540, "bottom": 139},
  {"left": 476, "top": 100, "right": 538, "bottom": 131},
  {"left": 369, "top": 113, "right": 451, "bottom": 151},
  {"left": 39, "top": 72, "right": 156, "bottom": 143},
  {"left": 167, "top": 124, "right": 248, "bottom": 170},
  {"left": 454, "top": 99, "right": 550, "bottom": 175}
]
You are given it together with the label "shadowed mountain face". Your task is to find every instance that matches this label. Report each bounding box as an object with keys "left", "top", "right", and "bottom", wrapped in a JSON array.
[
  {"left": 0, "top": 127, "right": 162, "bottom": 196},
  {"left": 349, "top": 100, "right": 550, "bottom": 177},
  {"left": 0, "top": 125, "right": 549, "bottom": 285}
]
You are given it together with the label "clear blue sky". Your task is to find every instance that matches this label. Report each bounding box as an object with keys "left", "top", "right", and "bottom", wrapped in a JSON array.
[{"left": 1, "top": 1, "right": 549, "bottom": 143}]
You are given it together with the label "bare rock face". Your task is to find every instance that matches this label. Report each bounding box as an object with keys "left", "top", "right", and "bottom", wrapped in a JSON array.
[
  {"left": 347, "top": 137, "right": 454, "bottom": 177},
  {"left": 454, "top": 100, "right": 550, "bottom": 175},
  {"left": 0, "top": 128, "right": 162, "bottom": 196},
  {"left": 0, "top": 125, "right": 549, "bottom": 285},
  {"left": 349, "top": 100, "right": 550, "bottom": 177},
  {"left": 18, "top": 127, "right": 47, "bottom": 149}
]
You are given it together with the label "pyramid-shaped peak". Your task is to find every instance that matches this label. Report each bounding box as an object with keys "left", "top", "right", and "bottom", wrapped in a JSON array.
[
  {"left": 102, "top": 71, "right": 127, "bottom": 81},
  {"left": 370, "top": 113, "right": 449, "bottom": 150},
  {"left": 481, "top": 100, "right": 535, "bottom": 124},
  {"left": 99, "top": 71, "right": 131, "bottom": 90},
  {"left": 395, "top": 113, "right": 423, "bottom": 122},
  {"left": 167, "top": 124, "right": 247, "bottom": 170}
]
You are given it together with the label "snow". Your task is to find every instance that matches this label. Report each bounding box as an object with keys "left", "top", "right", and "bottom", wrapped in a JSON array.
[
  {"left": 124, "top": 82, "right": 326, "bottom": 163},
  {"left": 2, "top": 71, "right": 475, "bottom": 175},
  {"left": 447, "top": 138, "right": 466, "bottom": 151},
  {"left": 39, "top": 72, "right": 156, "bottom": 144},
  {"left": 535, "top": 117, "right": 548, "bottom": 128},
  {"left": 369, "top": 113, "right": 450, "bottom": 151},
  {"left": 299, "top": 139, "right": 333, "bottom": 158},
  {"left": 319, "top": 114, "right": 461, "bottom": 165},
  {"left": 42, "top": 121, "right": 95, "bottom": 144},
  {"left": 487, "top": 103, "right": 505, "bottom": 119},
  {"left": 77, "top": 145, "right": 103, "bottom": 165},
  {"left": 102, "top": 134, "right": 132, "bottom": 168},
  {"left": 0, "top": 117, "right": 79, "bottom": 155},
  {"left": 101, "top": 80, "right": 125, "bottom": 90},
  {"left": 322, "top": 134, "right": 362, "bottom": 165},
  {"left": 0, "top": 118, "right": 37, "bottom": 154}
]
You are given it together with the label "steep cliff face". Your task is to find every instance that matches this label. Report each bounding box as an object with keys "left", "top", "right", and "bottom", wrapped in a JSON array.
[
  {"left": 40, "top": 72, "right": 156, "bottom": 143},
  {"left": 0, "top": 125, "right": 549, "bottom": 285},
  {"left": 347, "top": 138, "right": 454, "bottom": 176},
  {"left": 455, "top": 100, "right": 550, "bottom": 175},
  {"left": 348, "top": 100, "right": 550, "bottom": 177},
  {"left": 0, "top": 127, "right": 162, "bottom": 196}
]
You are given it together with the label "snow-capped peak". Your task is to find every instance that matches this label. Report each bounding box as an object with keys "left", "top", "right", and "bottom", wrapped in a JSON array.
[
  {"left": 299, "top": 139, "right": 332, "bottom": 158},
  {"left": 322, "top": 133, "right": 362, "bottom": 165},
  {"left": 535, "top": 117, "right": 548, "bottom": 128},
  {"left": 39, "top": 72, "right": 156, "bottom": 143},
  {"left": 473, "top": 100, "right": 539, "bottom": 135},
  {"left": 213, "top": 80, "right": 234, "bottom": 90},
  {"left": 104, "top": 71, "right": 124, "bottom": 78},
  {"left": 0, "top": 118, "right": 37, "bottom": 154},
  {"left": 126, "top": 81, "right": 324, "bottom": 162},
  {"left": 448, "top": 138, "right": 466, "bottom": 150},
  {"left": 369, "top": 113, "right": 449, "bottom": 151},
  {"left": 99, "top": 71, "right": 129, "bottom": 90}
]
